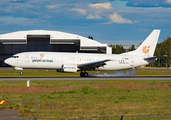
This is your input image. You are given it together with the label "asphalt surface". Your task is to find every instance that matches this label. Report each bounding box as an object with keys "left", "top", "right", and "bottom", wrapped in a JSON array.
[
  {"left": 0, "top": 109, "right": 26, "bottom": 120},
  {"left": 0, "top": 77, "right": 171, "bottom": 81}
]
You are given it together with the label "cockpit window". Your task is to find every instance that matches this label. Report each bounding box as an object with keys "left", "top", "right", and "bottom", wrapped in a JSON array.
[{"left": 11, "top": 56, "right": 19, "bottom": 58}]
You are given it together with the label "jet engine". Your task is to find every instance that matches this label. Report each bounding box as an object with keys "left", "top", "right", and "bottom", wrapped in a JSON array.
[
  {"left": 56, "top": 64, "right": 78, "bottom": 73},
  {"left": 14, "top": 67, "right": 23, "bottom": 71}
]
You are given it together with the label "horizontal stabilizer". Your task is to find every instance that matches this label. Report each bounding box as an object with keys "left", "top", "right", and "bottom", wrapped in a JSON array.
[{"left": 144, "top": 55, "right": 167, "bottom": 60}]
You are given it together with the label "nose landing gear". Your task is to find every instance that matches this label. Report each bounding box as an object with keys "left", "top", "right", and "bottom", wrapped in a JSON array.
[{"left": 20, "top": 71, "right": 23, "bottom": 75}]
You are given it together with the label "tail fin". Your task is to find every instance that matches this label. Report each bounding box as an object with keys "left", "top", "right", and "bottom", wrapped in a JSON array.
[{"left": 122, "top": 29, "right": 161, "bottom": 57}]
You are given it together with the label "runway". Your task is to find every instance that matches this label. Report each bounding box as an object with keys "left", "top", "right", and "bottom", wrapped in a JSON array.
[{"left": 0, "top": 77, "right": 171, "bottom": 81}]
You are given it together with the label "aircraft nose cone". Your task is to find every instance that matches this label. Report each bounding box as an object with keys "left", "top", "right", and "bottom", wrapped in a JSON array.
[{"left": 4, "top": 58, "right": 10, "bottom": 65}]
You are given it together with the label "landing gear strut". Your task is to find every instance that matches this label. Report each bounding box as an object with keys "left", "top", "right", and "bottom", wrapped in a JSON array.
[{"left": 80, "top": 71, "right": 89, "bottom": 77}]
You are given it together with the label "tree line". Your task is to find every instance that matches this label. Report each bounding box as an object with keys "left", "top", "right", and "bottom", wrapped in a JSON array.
[
  {"left": 153, "top": 37, "right": 171, "bottom": 67},
  {"left": 109, "top": 44, "right": 135, "bottom": 54}
]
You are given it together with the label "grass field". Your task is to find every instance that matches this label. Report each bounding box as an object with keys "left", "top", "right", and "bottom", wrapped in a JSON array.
[
  {"left": 0, "top": 68, "right": 171, "bottom": 77},
  {"left": 0, "top": 69, "right": 171, "bottom": 119},
  {"left": 0, "top": 80, "right": 171, "bottom": 119}
]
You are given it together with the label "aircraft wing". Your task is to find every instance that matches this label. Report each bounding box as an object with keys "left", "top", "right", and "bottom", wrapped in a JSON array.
[{"left": 78, "top": 60, "right": 111, "bottom": 71}]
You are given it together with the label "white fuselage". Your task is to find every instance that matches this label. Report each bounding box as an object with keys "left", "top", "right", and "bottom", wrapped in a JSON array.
[{"left": 4, "top": 52, "right": 154, "bottom": 71}]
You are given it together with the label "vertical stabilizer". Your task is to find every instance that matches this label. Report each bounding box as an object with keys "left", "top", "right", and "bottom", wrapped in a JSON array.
[{"left": 122, "top": 30, "right": 160, "bottom": 57}]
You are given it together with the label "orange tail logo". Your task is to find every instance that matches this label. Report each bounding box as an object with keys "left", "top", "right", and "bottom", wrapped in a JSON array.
[
  {"left": 142, "top": 46, "right": 150, "bottom": 56},
  {"left": 40, "top": 53, "right": 44, "bottom": 58}
]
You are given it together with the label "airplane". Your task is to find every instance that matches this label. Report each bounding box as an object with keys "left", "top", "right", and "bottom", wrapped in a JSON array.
[{"left": 4, "top": 29, "right": 160, "bottom": 77}]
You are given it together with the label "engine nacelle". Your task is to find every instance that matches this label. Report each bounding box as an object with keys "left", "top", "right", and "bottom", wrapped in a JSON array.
[
  {"left": 56, "top": 64, "right": 78, "bottom": 73},
  {"left": 14, "top": 67, "right": 23, "bottom": 71}
]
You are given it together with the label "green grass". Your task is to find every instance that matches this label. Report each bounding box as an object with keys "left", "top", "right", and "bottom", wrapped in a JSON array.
[
  {"left": 0, "top": 80, "right": 171, "bottom": 119},
  {"left": 0, "top": 70, "right": 80, "bottom": 77},
  {"left": 0, "top": 69, "right": 171, "bottom": 77},
  {"left": 136, "top": 70, "right": 171, "bottom": 76}
]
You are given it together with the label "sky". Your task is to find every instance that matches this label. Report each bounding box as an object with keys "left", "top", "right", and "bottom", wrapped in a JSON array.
[{"left": 0, "top": 0, "right": 171, "bottom": 45}]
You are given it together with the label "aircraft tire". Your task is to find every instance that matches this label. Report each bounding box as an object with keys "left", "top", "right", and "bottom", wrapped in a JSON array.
[
  {"left": 20, "top": 71, "right": 23, "bottom": 75},
  {"left": 80, "top": 72, "right": 85, "bottom": 77},
  {"left": 84, "top": 72, "right": 88, "bottom": 77},
  {"left": 80, "top": 72, "right": 89, "bottom": 77}
]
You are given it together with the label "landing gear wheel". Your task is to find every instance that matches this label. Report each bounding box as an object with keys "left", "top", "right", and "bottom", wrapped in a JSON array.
[
  {"left": 80, "top": 72, "right": 84, "bottom": 77},
  {"left": 20, "top": 71, "right": 23, "bottom": 75},
  {"left": 80, "top": 72, "right": 89, "bottom": 77},
  {"left": 84, "top": 72, "right": 88, "bottom": 77}
]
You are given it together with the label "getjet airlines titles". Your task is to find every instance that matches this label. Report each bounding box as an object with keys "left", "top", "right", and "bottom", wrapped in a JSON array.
[{"left": 4, "top": 30, "right": 161, "bottom": 77}]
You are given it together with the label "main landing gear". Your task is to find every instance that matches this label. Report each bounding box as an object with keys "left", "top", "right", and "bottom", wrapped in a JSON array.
[{"left": 80, "top": 71, "right": 89, "bottom": 77}]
